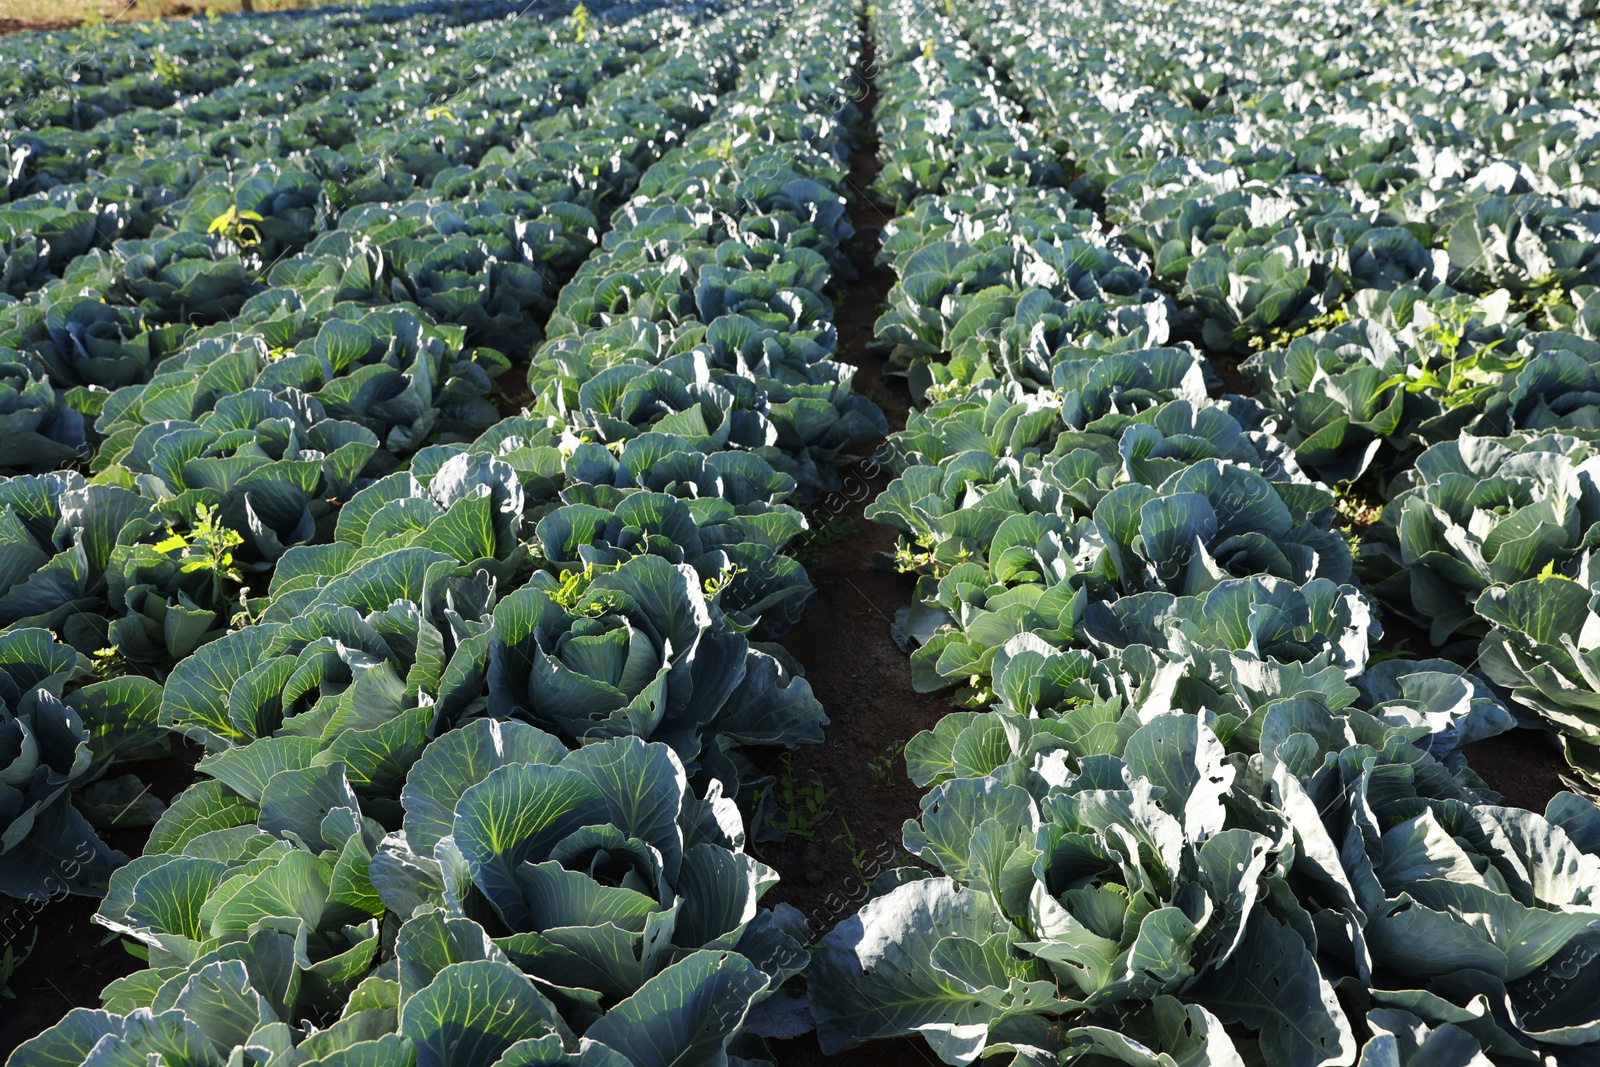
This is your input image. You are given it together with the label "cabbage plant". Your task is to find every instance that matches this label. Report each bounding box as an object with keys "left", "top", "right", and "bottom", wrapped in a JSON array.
[
  {"left": 1476, "top": 572, "right": 1600, "bottom": 791},
  {"left": 0, "top": 354, "right": 86, "bottom": 473},
  {"left": 813, "top": 686, "right": 1599, "bottom": 1065},
  {"left": 0, "top": 628, "right": 166, "bottom": 898},
  {"left": 1362, "top": 432, "right": 1600, "bottom": 646}
]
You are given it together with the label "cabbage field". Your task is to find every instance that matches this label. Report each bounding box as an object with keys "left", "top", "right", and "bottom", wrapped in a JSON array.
[{"left": 2, "top": 0, "right": 1600, "bottom": 1062}]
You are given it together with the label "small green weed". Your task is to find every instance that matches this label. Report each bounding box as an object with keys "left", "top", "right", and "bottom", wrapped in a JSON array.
[
  {"left": 702, "top": 562, "right": 746, "bottom": 599},
  {"left": 154, "top": 502, "right": 244, "bottom": 606},
  {"left": 1248, "top": 306, "right": 1349, "bottom": 351},
  {"left": 792, "top": 515, "right": 857, "bottom": 566},
  {"left": 206, "top": 205, "right": 264, "bottom": 249},
  {"left": 569, "top": 1, "right": 591, "bottom": 41},
  {"left": 868, "top": 743, "right": 900, "bottom": 787},
  {"left": 832, "top": 818, "right": 869, "bottom": 878},
  {"left": 152, "top": 51, "right": 182, "bottom": 87},
  {"left": 0, "top": 929, "right": 38, "bottom": 1000},
  {"left": 1375, "top": 301, "right": 1522, "bottom": 411},
  {"left": 769, "top": 756, "right": 836, "bottom": 842}
]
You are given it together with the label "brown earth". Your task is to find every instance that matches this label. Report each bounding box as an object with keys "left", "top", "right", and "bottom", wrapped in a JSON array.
[
  {"left": 0, "top": 0, "right": 344, "bottom": 34},
  {"left": 756, "top": 34, "right": 959, "bottom": 1067},
  {"left": 1461, "top": 729, "right": 1572, "bottom": 813},
  {"left": 755, "top": 35, "right": 934, "bottom": 931},
  {"left": 0, "top": 16, "right": 78, "bottom": 33}
]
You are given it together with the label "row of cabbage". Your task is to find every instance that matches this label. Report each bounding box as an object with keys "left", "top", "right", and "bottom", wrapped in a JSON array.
[
  {"left": 0, "top": 0, "right": 626, "bottom": 326},
  {"left": 1, "top": 0, "right": 895, "bottom": 1064},
  {"left": 0, "top": 0, "right": 758, "bottom": 902},
  {"left": 971, "top": 0, "right": 1600, "bottom": 456},
  {"left": 0, "top": 2, "right": 876, "bottom": 1067},
  {"left": 0, "top": 0, "right": 532, "bottom": 127},
  {"left": 0, "top": 0, "right": 697, "bottom": 372},
  {"left": 956, "top": 0, "right": 1600, "bottom": 793},
  {"left": 0, "top": 0, "right": 736, "bottom": 660},
  {"left": 0, "top": 0, "right": 760, "bottom": 892},
  {"left": 805, "top": 1, "right": 1600, "bottom": 1065}
]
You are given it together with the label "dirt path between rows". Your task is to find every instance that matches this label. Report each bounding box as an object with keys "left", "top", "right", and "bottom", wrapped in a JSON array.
[{"left": 757, "top": 32, "right": 955, "bottom": 1067}]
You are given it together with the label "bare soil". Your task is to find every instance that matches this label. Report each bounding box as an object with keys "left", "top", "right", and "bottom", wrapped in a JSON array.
[
  {"left": 755, "top": 37, "right": 935, "bottom": 928},
  {"left": 1461, "top": 729, "right": 1571, "bottom": 813},
  {"left": 0, "top": 15, "right": 78, "bottom": 32},
  {"left": 0, "top": 0, "right": 344, "bottom": 30},
  {"left": 756, "top": 35, "right": 958, "bottom": 1067}
]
